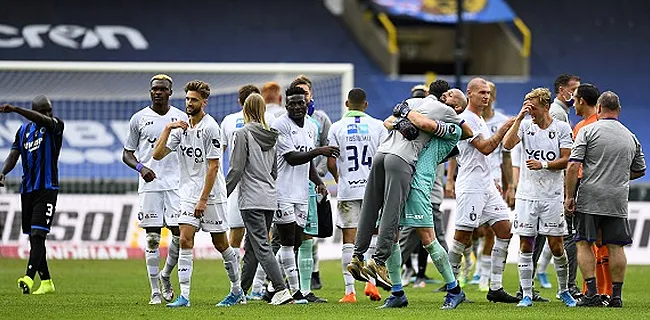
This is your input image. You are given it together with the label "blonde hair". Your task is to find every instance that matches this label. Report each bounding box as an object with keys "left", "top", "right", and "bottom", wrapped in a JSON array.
[
  {"left": 243, "top": 93, "right": 269, "bottom": 130},
  {"left": 150, "top": 74, "right": 173, "bottom": 86},
  {"left": 525, "top": 87, "right": 552, "bottom": 107}
]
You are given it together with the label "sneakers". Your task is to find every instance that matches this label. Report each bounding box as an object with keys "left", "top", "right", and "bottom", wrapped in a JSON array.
[
  {"left": 311, "top": 272, "right": 322, "bottom": 290},
  {"left": 363, "top": 259, "right": 392, "bottom": 291},
  {"left": 159, "top": 274, "right": 174, "bottom": 302},
  {"left": 441, "top": 290, "right": 466, "bottom": 310},
  {"left": 487, "top": 288, "right": 520, "bottom": 303},
  {"left": 517, "top": 296, "right": 533, "bottom": 307},
  {"left": 558, "top": 290, "right": 577, "bottom": 307},
  {"left": 292, "top": 291, "right": 309, "bottom": 304},
  {"left": 569, "top": 286, "right": 584, "bottom": 299},
  {"left": 536, "top": 273, "right": 552, "bottom": 289},
  {"left": 401, "top": 267, "right": 415, "bottom": 287},
  {"left": 17, "top": 276, "right": 33, "bottom": 295},
  {"left": 149, "top": 293, "right": 162, "bottom": 305},
  {"left": 270, "top": 288, "right": 293, "bottom": 305},
  {"left": 166, "top": 295, "right": 190, "bottom": 307},
  {"left": 576, "top": 294, "right": 603, "bottom": 307},
  {"left": 247, "top": 291, "right": 264, "bottom": 301},
  {"left": 469, "top": 274, "right": 480, "bottom": 285},
  {"left": 347, "top": 256, "right": 369, "bottom": 282},
  {"left": 216, "top": 291, "right": 244, "bottom": 307},
  {"left": 304, "top": 292, "right": 327, "bottom": 303},
  {"left": 517, "top": 289, "right": 549, "bottom": 302},
  {"left": 412, "top": 277, "right": 426, "bottom": 288},
  {"left": 339, "top": 293, "right": 357, "bottom": 303},
  {"left": 377, "top": 294, "right": 408, "bottom": 309},
  {"left": 32, "top": 279, "right": 55, "bottom": 295},
  {"left": 262, "top": 289, "right": 276, "bottom": 303},
  {"left": 607, "top": 297, "right": 622, "bottom": 308},
  {"left": 364, "top": 282, "right": 382, "bottom": 301}
]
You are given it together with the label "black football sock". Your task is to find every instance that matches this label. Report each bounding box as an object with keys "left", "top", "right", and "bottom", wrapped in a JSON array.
[{"left": 26, "top": 235, "right": 46, "bottom": 279}]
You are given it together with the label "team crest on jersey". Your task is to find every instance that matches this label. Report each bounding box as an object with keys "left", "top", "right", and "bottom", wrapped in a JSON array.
[
  {"left": 196, "top": 129, "right": 202, "bottom": 139},
  {"left": 212, "top": 138, "right": 220, "bottom": 148},
  {"left": 236, "top": 118, "right": 244, "bottom": 128},
  {"left": 39, "top": 127, "right": 46, "bottom": 134},
  {"left": 490, "top": 125, "right": 497, "bottom": 133},
  {"left": 548, "top": 131, "right": 556, "bottom": 139},
  {"left": 171, "top": 118, "right": 178, "bottom": 122}
]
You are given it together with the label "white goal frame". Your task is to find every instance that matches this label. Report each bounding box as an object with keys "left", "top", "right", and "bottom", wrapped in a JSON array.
[{"left": 0, "top": 60, "right": 355, "bottom": 117}]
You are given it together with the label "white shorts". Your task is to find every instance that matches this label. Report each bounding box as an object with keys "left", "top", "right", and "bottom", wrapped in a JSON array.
[
  {"left": 227, "top": 187, "right": 244, "bottom": 228},
  {"left": 337, "top": 200, "right": 361, "bottom": 229},
  {"left": 456, "top": 188, "right": 509, "bottom": 231},
  {"left": 178, "top": 201, "right": 228, "bottom": 233},
  {"left": 275, "top": 202, "right": 308, "bottom": 227},
  {"left": 138, "top": 190, "right": 180, "bottom": 228},
  {"left": 513, "top": 198, "right": 568, "bottom": 237}
]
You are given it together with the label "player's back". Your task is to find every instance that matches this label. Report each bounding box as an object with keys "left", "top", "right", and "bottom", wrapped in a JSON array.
[
  {"left": 221, "top": 110, "right": 276, "bottom": 156},
  {"left": 125, "top": 106, "right": 188, "bottom": 193},
  {"left": 15, "top": 117, "right": 64, "bottom": 193},
  {"left": 271, "top": 114, "right": 317, "bottom": 204},
  {"left": 455, "top": 109, "right": 492, "bottom": 193},
  {"left": 516, "top": 119, "right": 572, "bottom": 200},
  {"left": 329, "top": 114, "right": 387, "bottom": 201},
  {"left": 173, "top": 114, "right": 226, "bottom": 204}
]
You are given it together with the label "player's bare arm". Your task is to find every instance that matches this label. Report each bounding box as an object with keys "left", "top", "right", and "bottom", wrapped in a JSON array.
[
  {"left": 501, "top": 151, "right": 515, "bottom": 208},
  {"left": 445, "top": 158, "right": 457, "bottom": 198},
  {"left": 283, "top": 146, "right": 340, "bottom": 166},
  {"left": 526, "top": 148, "right": 570, "bottom": 171},
  {"left": 0, "top": 149, "right": 20, "bottom": 187},
  {"left": 196, "top": 158, "right": 219, "bottom": 218},
  {"left": 473, "top": 117, "right": 515, "bottom": 155},
  {"left": 152, "top": 121, "right": 188, "bottom": 160},
  {"left": 327, "top": 157, "right": 339, "bottom": 183},
  {"left": 0, "top": 104, "right": 61, "bottom": 132},
  {"left": 309, "top": 161, "right": 327, "bottom": 197},
  {"left": 564, "top": 161, "right": 580, "bottom": 214},
  {"left": 503, "top": 102, "right": 531, "bottom": 150},
  {"left": 122, "top": 149, "right": 156, "bottom": 183}
]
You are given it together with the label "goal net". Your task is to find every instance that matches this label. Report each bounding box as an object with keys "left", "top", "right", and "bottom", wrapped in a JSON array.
[{"left": 0, "top": 61, "right": 354, "bottom": 194}]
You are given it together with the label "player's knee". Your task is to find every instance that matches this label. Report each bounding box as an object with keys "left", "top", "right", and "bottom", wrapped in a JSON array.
[
  {"left": 30, "top": 228, "right": 48, "bottom": 240},
  {"left": 519, "top": 236, "right": 534, "bottom": 253},
  {"left": 146, "top": 232, "right": 161, "bottom": 250},
  {"left": 547, "top": 237, "right": 564, "bottom": 256}
]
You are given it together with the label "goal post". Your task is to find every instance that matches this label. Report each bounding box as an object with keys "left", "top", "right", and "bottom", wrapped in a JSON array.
[{"left": 0, "top": 61, "right": 354, "bottom": 194}]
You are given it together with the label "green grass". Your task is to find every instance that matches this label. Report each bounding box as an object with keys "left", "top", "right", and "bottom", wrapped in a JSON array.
[{"left": 1, "top": 259, "right": 649, "bottom": 319}]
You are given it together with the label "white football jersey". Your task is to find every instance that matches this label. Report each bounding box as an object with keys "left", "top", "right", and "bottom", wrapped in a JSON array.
[
  {"left": 272, "top": 114, "right": 318, "bottom": 204},
  {"left": 455, "top": 110, "right": 493, "bottom": 193},
  {"left": 485, "top": 110, "right": 511, "bottom": 183},
  {"left": 515, "top": 119, "right": 573, "bottom": 200},
  {"left": 221, "top": 110, "right": 277, "bottom": 156},
  {"left": 166, "top": 114, "right": 227, "bottom": 204},
  {"left": 124, "top": 106, "right": 188, "bottom": 193},
  {"left": 328, "top": 114, "right": 388, "bottom": 201}
]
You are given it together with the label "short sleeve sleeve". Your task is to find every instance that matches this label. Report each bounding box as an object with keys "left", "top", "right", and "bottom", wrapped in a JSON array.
[
  {"left": 11, "top": 127, "right": 21, "bottom": 150},
  {"left": 272, "top": 119, "right": 295, "bottom": 156},
  {"left": 124, "top": 115, "right": 140, "bottom": 151},
  {"left": 559, "top": 123, "right": 574, "bottom": 149},
  {"left": 327, "top": 124, "right": 338, "bottom": 148},
  {"left": 570, "top": 127, "right": 588, "bottom": 162},
  {"left": 166, "top": 128, "right": 182, "bottom": 151},
  {"left": 205, "top": 125, "right": 223, "bottom": 160},
  {"left": 631, "top": 136, "right": 646, "bottom": 173}
]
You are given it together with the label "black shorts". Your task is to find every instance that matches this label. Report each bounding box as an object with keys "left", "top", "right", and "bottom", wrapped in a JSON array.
[
  {"left": 574, "top": 212, "right": 632, "bottom": 246},
  {"left": 21, "top": 189, "right": 58, "bottom": 234}
]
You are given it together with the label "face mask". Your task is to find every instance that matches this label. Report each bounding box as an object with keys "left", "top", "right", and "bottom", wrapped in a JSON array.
[
  {"left": 564, "top": 89, "right": 574, "bottom": 107},
  {"left": 307, "top": 99, "right": 315, "bottom": 116}
]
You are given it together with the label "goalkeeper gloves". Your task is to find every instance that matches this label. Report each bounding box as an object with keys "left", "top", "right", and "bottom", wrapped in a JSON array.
[{"left": 394, "top": 118, "right": 419, "bottom": 141}]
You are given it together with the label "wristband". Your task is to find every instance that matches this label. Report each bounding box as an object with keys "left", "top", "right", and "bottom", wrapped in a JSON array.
[
  {"left": 541, "top": 161, "right": 548, "bottom": 169},
  {"left": 136, "top": 163, "right": 144, "bottom": 172}
]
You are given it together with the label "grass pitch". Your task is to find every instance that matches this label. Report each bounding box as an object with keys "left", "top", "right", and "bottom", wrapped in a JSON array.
[{"left": 2, "top": 259, "right": 649, "bottom": 319}]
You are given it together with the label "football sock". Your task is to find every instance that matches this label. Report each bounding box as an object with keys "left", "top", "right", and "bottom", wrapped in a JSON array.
[
  {"left": 480, "top": 255, "right": 491, "bottom": 283},
  {"left": 365, "top": 235, "right": 378, "bottom": 286},
  {"left": 518, "top": 251, "right": 534, "bottom": 298},
  {"left": 553, "top": 252, "right": 569, "bottom": 292},
  {"left": 26, "top": 234, "right": 46, "bottom": 279},
  {"left": 251, "top": 264, "right": 267, "bottom": 294},
  {"left": 161, "top": 235, "right": 180, "bottom": 278},
  {"left": 387, "top": 243, "right": 403, "bottom": 295},
  {"left": 424, "top": 239, "right": 456, "bottom": 287},
  {"left": 490, "top": 238, "right": 509, "bottom": 291},
  {"left": 277, "top": 245, "right": 299, "bottom": 293},
  {"left": 462, "top": 245, "right": 473, "bottom": 279},
  {"left": 312, "top": 241, "right": 320, "bottom": 273},
  {"left": 473, "top": 237, "right": 485, "bottom": 278},
  {"left": 145, "top": 233, "right": 161, "bottom": 294},
  {"left": 298, "top": 239, "right": 314, "bottom": 296},
  {"left": 448, "top": 239, "right": 466, "bottom": 279},
  {"left": 178, "top": 248, "right": 193, "bottom": 299},
  {"left": 585, "top": 277, "right": 597, "bottom": 297},
  {"left": 221, "top": 247, "right": 242, "bottom": 295},
  {"left": 537, "top": 242, "right": 552, "bottom": 274},
  {"left": 612, "top": 282, "right": 623, "bottom": 299},
  {"left": 38, "top": 246, "right": 51, "bottom": 280},
  {"left": 342, "top": 243, "right": 355, "bottom": 294},
  {"left": 416, "top": 246, "right": 428, "bottom": 278}
]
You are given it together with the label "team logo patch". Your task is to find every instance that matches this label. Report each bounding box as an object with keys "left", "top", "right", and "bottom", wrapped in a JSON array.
[
  {"left": 358, "top": 124, "right": 369, "bottom": 134},
  {"left": 347, "top": 124, "right": 358, "bottom": 134},
  {"left": 235, "top": 118, "right": 244, "bottom": 128},
  {"left": 39, "top": 127, "right": 46, "bottom": 134},
  {"left": 549, "top": 131, "right": 556, "bottom": 139},
  {"left": 212, "top": 138, "right": 220, "bottom": 148}
]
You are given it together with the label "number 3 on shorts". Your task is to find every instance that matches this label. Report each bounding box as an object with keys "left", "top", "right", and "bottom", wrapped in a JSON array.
[{"left": 46, "top": 203, "right": 54, "bottom": 217}]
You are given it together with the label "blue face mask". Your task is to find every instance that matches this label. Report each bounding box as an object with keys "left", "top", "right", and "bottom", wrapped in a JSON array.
[{"left": 307, "top": 99, "right": 315, "bottom": 116}]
